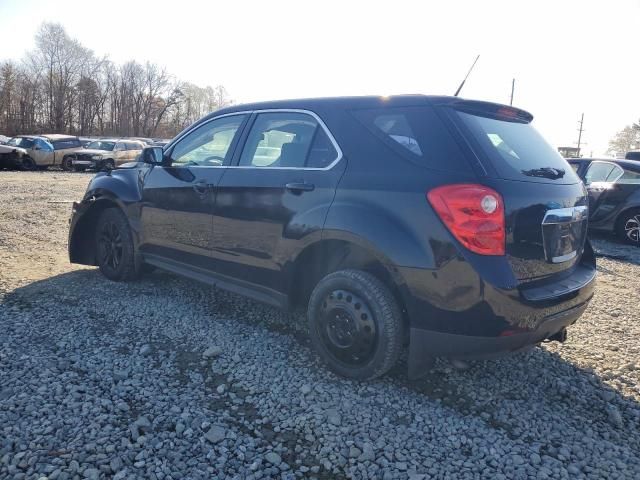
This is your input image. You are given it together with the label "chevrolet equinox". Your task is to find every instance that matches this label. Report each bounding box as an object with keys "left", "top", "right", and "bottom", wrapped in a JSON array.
[{"left": 68, "top": 96, "right": 596, "bottom": 380}]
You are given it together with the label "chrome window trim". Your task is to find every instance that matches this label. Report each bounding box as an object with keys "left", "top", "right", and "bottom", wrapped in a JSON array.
[
  {"left": 166, "top": 111, "right": 252, "bottom": 167},
  {"left": 166, "top": 108, "right": 343, "bottom": 171}
]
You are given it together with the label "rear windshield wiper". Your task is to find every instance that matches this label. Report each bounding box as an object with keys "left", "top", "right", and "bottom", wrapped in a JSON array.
[{"left": 521, "top": 167, "right": 565, "bottom": 180}]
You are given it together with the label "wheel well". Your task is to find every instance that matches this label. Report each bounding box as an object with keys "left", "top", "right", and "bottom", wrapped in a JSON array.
[
  {"left": 288, "top": 240, "right": 409, "bottom": 328},
  {"left": 69, "top": 199, "right": 119, "bottom": 265}
]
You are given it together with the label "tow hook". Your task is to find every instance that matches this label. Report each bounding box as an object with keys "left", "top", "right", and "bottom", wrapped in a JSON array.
[{"left": 548, "top": 327, "right": 568, "bottom": 343}]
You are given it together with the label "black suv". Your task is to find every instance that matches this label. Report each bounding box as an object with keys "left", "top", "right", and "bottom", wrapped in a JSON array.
[{"left": 68, "top": 96, "right": 596, "bottom": 380}]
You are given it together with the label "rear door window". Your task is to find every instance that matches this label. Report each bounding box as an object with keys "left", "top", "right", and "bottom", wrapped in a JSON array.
[
  {"left": 619, "top": 168, "right": 640, "bottom": 184},
  {"left": 352, "top": 106, "right": 470, "bottom": 172},
  {"left": 455, "top": 110, "right": 579, "bottom": 183}
]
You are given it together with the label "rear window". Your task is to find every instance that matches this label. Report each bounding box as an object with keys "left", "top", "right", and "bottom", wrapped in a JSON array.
[
  {"left": 352, "top": 106, "right": 470, "bottom": 173},
  {"left": 625, "top": 151, "right": 640, "bottom": 161},
  {"left": 52, "top": 138, "right": 81, "bottom": 150},
  {"left": 456, "top": 111, "right": 579, "bottom": 183}
]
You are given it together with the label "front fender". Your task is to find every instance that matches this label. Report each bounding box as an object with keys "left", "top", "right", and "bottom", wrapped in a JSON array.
[{"left": 69, "top": 169, "right": 144, "bottom": 265}]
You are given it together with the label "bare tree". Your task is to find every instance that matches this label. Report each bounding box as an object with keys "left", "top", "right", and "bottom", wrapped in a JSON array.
[
  {"left": 608, "top": 123, "right": 640, "bottom": 156},
  {"left": 0, "top": 22, "right": 232, "bottom": 138}
]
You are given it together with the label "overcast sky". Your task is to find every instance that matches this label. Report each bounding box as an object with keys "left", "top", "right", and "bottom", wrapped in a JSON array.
[{"left": 1, "top": 0, "right": 639, "bottom": 155}]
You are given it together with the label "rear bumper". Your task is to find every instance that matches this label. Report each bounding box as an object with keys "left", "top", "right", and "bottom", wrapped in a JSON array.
[
  {"left": 409, "top": 297, "right": 589, "bottom": 360},
  {"left": 400, "top": 243, "right": 596, "bottom": 376}
]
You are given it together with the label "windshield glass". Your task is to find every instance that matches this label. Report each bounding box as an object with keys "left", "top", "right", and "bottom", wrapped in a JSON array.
[
  {"left": 7, "top": 137, "right": 34, "bottom": 148},
  {"left": 86, "top": 141, "right": 115, "bottom": 151},
  {"left": 457, "top": 111, "right": 579, "bottom": 183}
]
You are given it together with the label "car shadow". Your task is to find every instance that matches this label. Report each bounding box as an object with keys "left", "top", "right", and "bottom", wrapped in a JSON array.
[
  {"left": 4, "top": 267, "right": 640, "bottom": 468},
  {"left": 590, "top": 230, "right": 640, "bottom": 265}
]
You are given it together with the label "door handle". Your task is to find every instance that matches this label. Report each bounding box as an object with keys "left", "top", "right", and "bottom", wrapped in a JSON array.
[
  {"left": 285, "top": 182, "right": 315, "bottom": 193},
  {"left": 193, "top": 179, "right": 208, "bottom": 196}
]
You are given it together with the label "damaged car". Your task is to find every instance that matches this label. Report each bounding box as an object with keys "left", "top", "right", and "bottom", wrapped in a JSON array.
[
  {"left": 68, "top": 95, "right": 596, "bottom": 380},
  {"left": 70, "top": 139, "right": 145, "bottom": 171},
  {"left": 0, "top": 138, "right": 28, "bottom": 169}
]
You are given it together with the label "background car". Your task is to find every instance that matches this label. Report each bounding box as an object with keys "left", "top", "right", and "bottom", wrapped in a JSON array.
[
  {"left": 0, "top": 134, "right": 9, "bottom": 144},
  {"left": 569, "top": 157, "right": 640, "bottom": 245},
  {"left": 71, "top": 139, "right": 145, "bottom": 171},
  {"left": 0, "top": 140, "right": 27, "bottom": 169},
  {"left": 4, "top": 134, "right": 83, "bottom": 170},
  {"left": 626, "top": 150, "right": 640, "bottom": 161}
]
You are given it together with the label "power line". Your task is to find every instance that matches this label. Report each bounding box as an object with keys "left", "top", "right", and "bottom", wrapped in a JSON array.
[{"left": 576, "top": 113, "right": 585, "bottom": 156}]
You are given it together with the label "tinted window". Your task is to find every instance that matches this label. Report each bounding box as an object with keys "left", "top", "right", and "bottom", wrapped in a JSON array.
[
  {"left": 569, "top": 163, "right": 580, "bottom": 173},
  {"left": 457, "top": 111, "right": 579, "bottom": 183},
  {"left": 352, "top": 106, "right": 470, "bottom": 172},
  {"left": 52, "top": 138, "right": 80, "bottom": 150},
  {"left": 171, "top": 114, "right": 246, "bottom": 166},
  {"left": 239, "top": 112, "right": 337, "bottom": 168},
  {"left": 625, "top": 151, "right": 640, "bottom": 161},
  {"left": 584, "top": 162, "right": 619, "bottom": 184},
  {"left": 618, "top": 168, "right": 640, "bottom": 183}
]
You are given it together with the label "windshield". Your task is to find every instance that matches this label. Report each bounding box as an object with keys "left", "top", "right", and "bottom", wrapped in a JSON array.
[
  {"left": 457, "top": 111, "right": 579, "bottom": 184},
  {"left": 7, "top": 137, "right": 34, "bottom": 148},
  {"left": 86, "top": 141, "right": 115, "bottom": 151}
]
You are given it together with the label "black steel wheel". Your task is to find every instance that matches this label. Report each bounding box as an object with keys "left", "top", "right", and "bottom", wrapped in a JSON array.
[
  {"left": 616, "top": 208, "right": 640, "bottom": 246},
  {"left": 319, "top": 289, "right": 377, "bottom": 366},
  {"left": 96, "top": 208, "right": 139, "bottom": 281},
  {"left": 308, "top": 269, "right": 403, "bottom": 380}
]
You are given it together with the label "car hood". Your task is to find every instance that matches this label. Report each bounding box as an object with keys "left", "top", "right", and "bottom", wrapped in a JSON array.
[
  {"left": 0, "top": 144, "right": 27, "bottom": 155},
  {"left": 77, "top": 148, "right": 110, "bottom": 155}
]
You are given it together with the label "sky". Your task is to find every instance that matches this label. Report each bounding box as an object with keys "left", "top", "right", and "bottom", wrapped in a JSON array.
[{"left": 1, "top": 0, "right": 639, "bottom": 155}]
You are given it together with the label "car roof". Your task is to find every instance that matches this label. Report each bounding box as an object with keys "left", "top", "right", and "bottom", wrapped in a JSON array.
[
  {"left": 211, "top": 94, "right": 531, "bottom": 119},
  {"left": 571, "top": 157, "right": 640, "bottom": 172},
  {"left": 39, "top": 134, "right": 79, "bottom": 141}
]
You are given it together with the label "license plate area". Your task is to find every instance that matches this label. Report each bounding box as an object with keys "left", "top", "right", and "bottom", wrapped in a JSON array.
[{"left": 541, "top": 206, "right": 588, "bottom": 264}]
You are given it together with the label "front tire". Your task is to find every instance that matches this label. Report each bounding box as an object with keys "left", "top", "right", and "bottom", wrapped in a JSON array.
[
  {"left": 96, "top": 208, "right": 139, "bottom": 281},
  {"left": 616, "top": 208, "right": 640, "bottom": 246},
  {"left": 308, "top": 269, "right": 404, "bottom": 380},
  {"left": 61, "top": 156, "right": 74, "bottom": 171},
  {"left": 21, "top": 156, "right": 36, "bottom": 171}
]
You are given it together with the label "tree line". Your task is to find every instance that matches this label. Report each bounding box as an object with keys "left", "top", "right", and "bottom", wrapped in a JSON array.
[
  {"left": 608, "top": 120, "right": 640, "bottom": 156},
  {"left": 0, "top": 23, "right": 232, "bottom": 139}
]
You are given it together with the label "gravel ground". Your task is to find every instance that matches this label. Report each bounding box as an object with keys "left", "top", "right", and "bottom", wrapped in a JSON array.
[{"left": 1, "top": 170, "right": 640, "bottom": 480}]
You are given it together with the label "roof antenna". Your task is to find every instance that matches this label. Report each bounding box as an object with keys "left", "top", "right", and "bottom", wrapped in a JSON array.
[{"left": 454, "top": 55, "right": 480, "bottom": 97}]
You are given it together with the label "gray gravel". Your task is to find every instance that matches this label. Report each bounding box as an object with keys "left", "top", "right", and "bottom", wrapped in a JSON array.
[{"left": 1, "top": 170, "right": 640, "bottom": 479}]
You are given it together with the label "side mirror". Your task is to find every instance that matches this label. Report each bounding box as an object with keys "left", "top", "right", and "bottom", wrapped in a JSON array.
[{"left": 141, "top": 146, "right": 164, "bottom": 165}]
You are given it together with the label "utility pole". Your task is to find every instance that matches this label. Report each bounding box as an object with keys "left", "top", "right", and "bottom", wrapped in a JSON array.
[
  {"left": 510, "top": 78, "right": 515, "bottom": 106},
  {"left": 576, "top": 113, "right": 585, "bottom": 157}
]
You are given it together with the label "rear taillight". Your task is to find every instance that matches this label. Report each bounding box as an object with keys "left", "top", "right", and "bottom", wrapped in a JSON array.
[{"left": 427, "top": 184, "right": 505, "bottom": 256}]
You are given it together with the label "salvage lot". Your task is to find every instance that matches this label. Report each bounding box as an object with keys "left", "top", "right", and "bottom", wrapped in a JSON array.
[{"left": 1, "top": 171, "right": 639, "bottom": 479}]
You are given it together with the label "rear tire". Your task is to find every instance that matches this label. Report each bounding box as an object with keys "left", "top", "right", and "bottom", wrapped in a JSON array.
[
  {"left": 96, "top": 208, "right": 139, "bottom": 281},
  {"left": 308, "top": 269, "right": 404, "bottom": 380},
  {"left": 616, "top": 208, "right": 640, "bottom": 246}
]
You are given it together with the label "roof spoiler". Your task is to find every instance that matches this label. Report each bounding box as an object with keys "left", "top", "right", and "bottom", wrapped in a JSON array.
[{"left": 436, "top": 98, "right": 534, "bottom": 124}]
